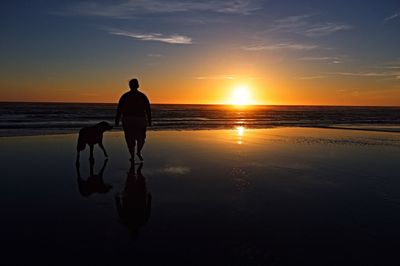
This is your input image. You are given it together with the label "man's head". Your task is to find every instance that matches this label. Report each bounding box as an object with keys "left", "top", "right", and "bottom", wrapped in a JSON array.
[{"left": 129, "top": 79, "right": 139, "bottom": 90}]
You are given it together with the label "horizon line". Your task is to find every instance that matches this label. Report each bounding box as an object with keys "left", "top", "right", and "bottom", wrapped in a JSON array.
[{"left": 0, "top": 101, "right": 399, "bottom": 108}]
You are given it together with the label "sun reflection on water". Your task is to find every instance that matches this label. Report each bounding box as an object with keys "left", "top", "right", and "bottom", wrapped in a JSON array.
[{"left": 236, "top": 126, "right": 245, "bottom": 144}]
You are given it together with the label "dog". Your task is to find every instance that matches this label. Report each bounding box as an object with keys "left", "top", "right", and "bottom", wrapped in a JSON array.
[{"left": 76, "top": 121, "right": 113, "bottom": 163}]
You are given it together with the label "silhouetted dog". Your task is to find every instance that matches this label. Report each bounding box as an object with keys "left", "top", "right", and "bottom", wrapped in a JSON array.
[{"left": 76, "top": 121, "right": 113, "bottom": 163}]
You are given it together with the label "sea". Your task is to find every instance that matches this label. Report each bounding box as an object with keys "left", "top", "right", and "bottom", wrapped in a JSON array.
[{"left": 1, "top": 102, "right": 400, "bottom": 137}]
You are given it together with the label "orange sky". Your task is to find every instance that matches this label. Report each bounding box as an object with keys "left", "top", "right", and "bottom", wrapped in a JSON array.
[{"left": 2, "top": 72, "right": 399, "bottom": 106}]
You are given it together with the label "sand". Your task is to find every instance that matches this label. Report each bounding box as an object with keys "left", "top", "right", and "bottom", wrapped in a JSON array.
[{"left": 1, "top": 127, "right": 400, "bottom": 265}]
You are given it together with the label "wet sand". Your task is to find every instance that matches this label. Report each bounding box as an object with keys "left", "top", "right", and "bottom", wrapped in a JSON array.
[{"left": 1, "top": 127, "right": 400, "bottom": 265}]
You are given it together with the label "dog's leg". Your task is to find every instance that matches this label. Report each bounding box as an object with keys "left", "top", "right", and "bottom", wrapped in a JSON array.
[
  {"left": 99, "top": 158, "right": 108, "bottom": 176},
  {"left": 76, "top": 134, "right": 85, "bottom": 165},
  {"left": 99, "top": 142, "right": 108, "bottom": 157},
  {"left": 89, "top": 144, "right": 94, "bottom": 162}
]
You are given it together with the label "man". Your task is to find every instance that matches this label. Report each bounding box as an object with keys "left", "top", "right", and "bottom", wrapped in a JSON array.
[{"left": 115, "top": 78, "right": 152, "bottom": 161}]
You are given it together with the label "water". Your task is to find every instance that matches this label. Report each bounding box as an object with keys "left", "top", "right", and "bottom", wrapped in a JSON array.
[
  {"left": 1, "top": 128, "right": 400, "bottom": 265},
  {"left": 1, "top": 102, "right": 400, "bottom": 136}
]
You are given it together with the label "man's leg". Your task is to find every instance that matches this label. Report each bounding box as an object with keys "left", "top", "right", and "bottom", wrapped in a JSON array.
[
  {"left": 136, "top": 139, "right": 145, "bottom": 161},
  {"left": 136, "top": 120, "right": 147, "bottom": 161},
  {"left": 123, "top": 127, "right": 136, "bottom": 161}
]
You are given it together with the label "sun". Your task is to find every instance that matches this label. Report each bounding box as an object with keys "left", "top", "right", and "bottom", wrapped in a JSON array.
[{"left": 231, "top": 85, "right": 252, "bottom": 105}]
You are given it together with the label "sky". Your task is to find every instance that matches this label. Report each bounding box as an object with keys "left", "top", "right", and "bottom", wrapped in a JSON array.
[{"left": 1, "top": 0, "right": 400, "bottom": 105}]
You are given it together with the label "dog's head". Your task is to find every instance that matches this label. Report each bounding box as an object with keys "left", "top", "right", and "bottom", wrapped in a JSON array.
[{"left": 97, "top": 121, "right": 113, "bottom": 132}]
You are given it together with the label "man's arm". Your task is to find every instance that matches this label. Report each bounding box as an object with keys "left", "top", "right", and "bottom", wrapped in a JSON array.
[
  {"left": 145, "top": 96, "right": 152, "bottom": 126},
  {"left": 115, "top": 95, "right": 125, "bottom": 126}
]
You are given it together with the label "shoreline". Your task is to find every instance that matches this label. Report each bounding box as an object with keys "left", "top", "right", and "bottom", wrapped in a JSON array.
[{"left": 1, "top": 124, "right": 400, "bottom": 138}]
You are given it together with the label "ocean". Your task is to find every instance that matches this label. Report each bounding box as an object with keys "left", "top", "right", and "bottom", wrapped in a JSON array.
[{"left": 1, "top": 102, "right": 400, "bottom": 137}]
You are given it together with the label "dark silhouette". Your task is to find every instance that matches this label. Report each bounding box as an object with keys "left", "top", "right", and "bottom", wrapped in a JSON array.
[
  {"left": 115, "top": 163, "right": 152, "bottom": 238},
  {"left": 76, "top": 158, "right": 112, "bottom": 197},
  {"left": 76, "top": 121, "right": 113, "bottom": 163},
  {"left": 115, "top": 78, "right": 152, "bottom": 162}
]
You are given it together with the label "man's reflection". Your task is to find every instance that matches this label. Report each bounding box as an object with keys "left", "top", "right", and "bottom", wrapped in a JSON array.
[
  {"left": 76, "top": 159, "right": 112, "bottom": 197},
  {"left": 116, "top": 163, "right": 152, "bottom": 238}
]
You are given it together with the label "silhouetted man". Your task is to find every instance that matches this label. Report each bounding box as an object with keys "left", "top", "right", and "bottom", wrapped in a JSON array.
[{"left": 115, "top": 79, "right": 152, "bottom": 162}]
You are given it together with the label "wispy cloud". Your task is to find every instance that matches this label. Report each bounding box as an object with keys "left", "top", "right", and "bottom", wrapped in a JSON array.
[
  {"left": 327, "top": 71, "right": 400, "bottom": 79},
  {"left": 243, "top": 42, "right": 318, "bottom": 51},
  {"left": 62, "top": 0, "right": 262, "bottom": 18},
  {"left": 270, "top": 14, "right": 353, "bottom": 37},
  {"left": 147, "top": 53, "right": 163, "bottom": 57},
  {"left": 297, "top": 75, "right": 326, "bottom": 80},
  {"left": 108, "top": 29, "right": 192, "bottom": 44},
  {"left": 271, "top": 14, "right": 311, "bottom": 31},
  {"left": 378, "top": 59, "right": 400, "bottom": 75},
  {"left": 383, "top": 66, "right": 400, "bottom": 69},
  {"left": 195, "top": 76, "right": 235, "bottom": 80},
  {"left": 384, "top": 12, "right": 400, "bottom": 22},
  {"left": 300, "top": 56, "right": 343, "bottom": 63},
  {"left": 328, "top": 72, "right": 388, "bottom": 77},
  {"left": 303, "top": 23, "right": 352, "bottom": 37}
]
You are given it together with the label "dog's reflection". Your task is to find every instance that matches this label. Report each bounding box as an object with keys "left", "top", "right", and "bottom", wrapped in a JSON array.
[
  {"left": 76, "top": 159, "right": 112, "bottom": 197},
  {"left": 116, "top": 163, "right": 152, "bottom": 238}
]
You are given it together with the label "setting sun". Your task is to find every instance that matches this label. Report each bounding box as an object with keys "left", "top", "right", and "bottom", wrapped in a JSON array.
[{"left": 231, "top": 85, "right": 252, "bottom": 105}]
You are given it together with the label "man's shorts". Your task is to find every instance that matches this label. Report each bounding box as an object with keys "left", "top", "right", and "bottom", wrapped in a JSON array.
[{"left": 122, "top": 116, "right": 147, "bottom": 141}]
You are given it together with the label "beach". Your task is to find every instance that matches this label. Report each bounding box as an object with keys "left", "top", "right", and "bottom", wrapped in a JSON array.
[{"left": 1, "top": 127, "right": 400, "bottom": 265}]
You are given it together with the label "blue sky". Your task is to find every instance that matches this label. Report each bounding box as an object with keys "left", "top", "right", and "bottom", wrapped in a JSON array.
[{"left": 1, "top": 0, "right": 400, "bottom": 104}]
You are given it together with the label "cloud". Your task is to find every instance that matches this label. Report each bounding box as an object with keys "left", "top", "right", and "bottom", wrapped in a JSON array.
[
  {"left": 303, "top": 23, "right": 353, "bottom": 37},
  {"left": 269, "top": 14, "right": 353, "bottom": 37},
  {"left": 297, "top": 75, "right": 326, "bottom": 80},
  {"left": 108, "top": 29, "right": 192, "bottom": 44},
  {"left": 327, "top": 71, "right": 400, "bottom": 79},
  {"left": 328, "top": 72, "right": 388, "bottom": 77},
  {"left": 243, "top": 42, "right": 318, "bottom": 51},
  {"left": 300, "top": 56, "right": 343, "bottom": 63},
  {"left": 195, "top": 76, "right": 235, "bottom": 80},
  {"left": 271, "top": 14, "right": 312, "bottom": 30},
  {"left": 384, "top": 12, "right": 400, "bottom": 22},
  {"left": 301, "top": 56, "right": 339, "bottom": 60},
  {"left": 62, "top": 0, "right": 262, "bottom": 18},
  {"left": 148, "top": 53, "right": 163, "bottom": 57},
  {"left": 374, "top": 60, "right": 400, "bottom": 78}
]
